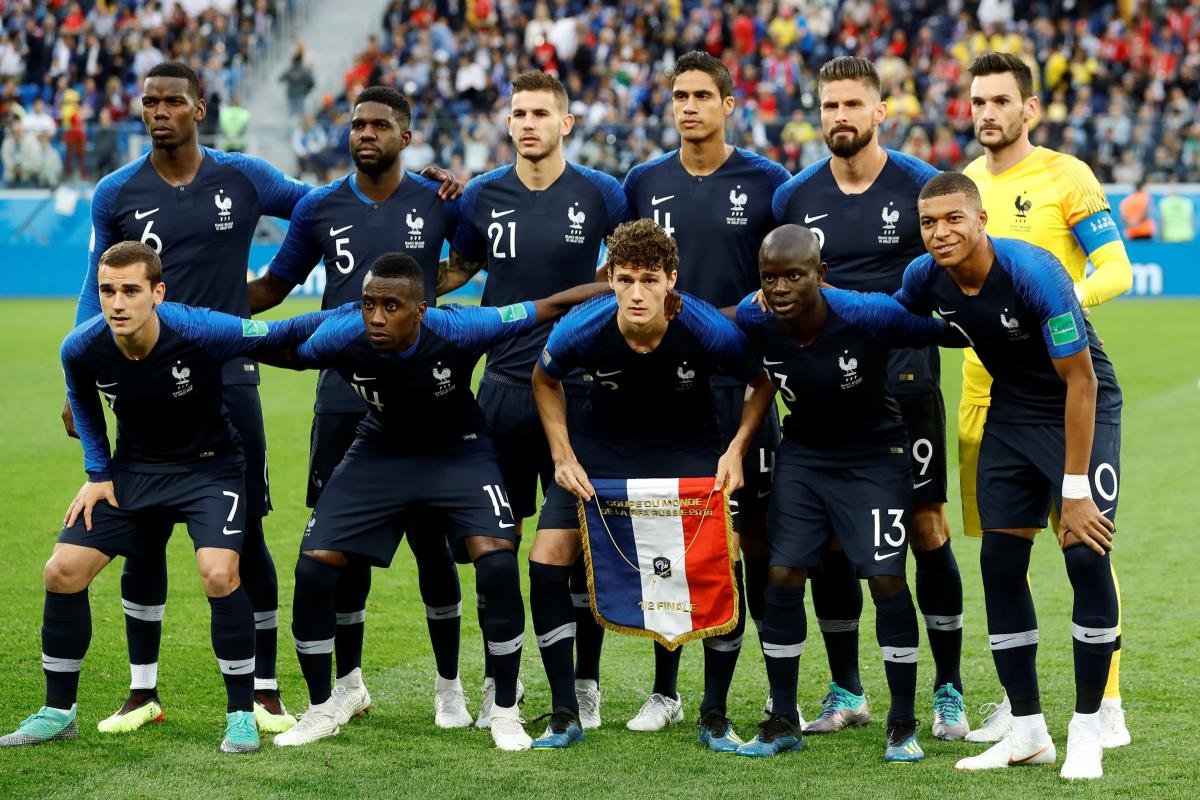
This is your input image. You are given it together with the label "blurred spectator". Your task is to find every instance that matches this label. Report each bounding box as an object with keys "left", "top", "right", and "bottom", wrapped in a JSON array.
[
  {"left": 24, "top": 98, "right": 56, "bottom": 139},
  {"left": 218, "top": 93, "right": 250, "bottom": 152},
  {"left": 402, "top": 129, "right": 435, "bottom": 171},
  {"left": 1159, "top": 191, "right": 1195, "bottom": 243},
  {"left": 33, "top": 130, "right": 63, "bottom": 187},
  {"left": 1, "top": 118, "right": 33, "bottom": 186},
  {"left": 291, "top": 114, "right": 327, "bottom": 177},
  {"left": 1119, "top": 179, "right": 1155, "bottom": 240},
  {"left": 92, "top": 106, "right": 120, "bottom": 177},
  {"left": 280, "top": 46, "right": 315, "bottom": 119}
]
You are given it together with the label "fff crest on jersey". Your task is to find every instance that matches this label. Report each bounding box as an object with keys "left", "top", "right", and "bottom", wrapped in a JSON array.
[
  {"left": 838, "top": 350, "right": 862, "bottom": 390},
  {"left": 565, "top": 202, "right": 587, "bottom": 244},
  {"left": 878, "top": 202, "right": 900, "bottom": 245},
  {"left": 405, "top": 208, "right": 425, "bottom": 249},
  {"left": 214, "top": 189, "right": 234, "bottom": 232},
  {"left": 653, "top": 556, "right": 672, "bottom": 578},
  {"left": 171, "top": 361, "right": 193, "bottom": 398},
  {"left": 725, "top": 185, "right": 749, "bottom": 226}
]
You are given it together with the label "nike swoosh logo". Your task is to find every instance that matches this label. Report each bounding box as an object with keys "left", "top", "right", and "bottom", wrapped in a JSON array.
[
  {"left": 222, "top": 527, "right": 242, "bottom": 536},
  {"left": 1007, "top": 745, "right": 1048, "bottom": 765},
  {"left": 913, "top": 479, "right": 932, "bottom": 489},
  {"left": 594, "top": 370, "right": 621, "bottom": 377},
  {"left": 1082, "top": 632, "right": 1108, "bottom": 639},
  {"left": 491, "top": 209, "right": 515, "bottom": 218},
  {"left": 498, "top": 522, "right": 515, "bottom": 528},
  {"left": 329, "top": 225, "right": 353, "bottom": 237},
  {"left": 803, "top": 213, "right": 828, "bottom": 223},
  {"left": 756, "top": 489, "right": 771, "bottom": 498},
  {"left": 1100, "top": 507, "right": 1114, "bottom": 515},
  {"left": 887, "top": 650, "right": 917, "bottom": 660},
  {"left": 134, "top": 208, "right": 159, "bottom": 219},
  {"left": 990, "top": 637, "right": 1014, "bottom": 646},
  {"left": 936, "top": 307, "right": 956, "bottom": 315},
  {"left": 352, "top": 374, "right": 375, "bottom": 382},
  {"left": 874, "top": 552, "right": 900, "bottom": 562},
  {"left": 763, "top": 359, "right": 784, "bottom": 366},
  {"left": 96, "top": 381, "right": 118, "bottom": 388},
  {"left": 934, "top": 620, "right": 954, "bottom": 627},
  {"left": 651, "top": 195, "right": 675, "bottom": 206}
]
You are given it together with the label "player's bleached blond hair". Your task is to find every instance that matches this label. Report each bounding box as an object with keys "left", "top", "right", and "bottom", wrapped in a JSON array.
[{"left": 605, "top": 218, "right": 679, "bottom": 275}]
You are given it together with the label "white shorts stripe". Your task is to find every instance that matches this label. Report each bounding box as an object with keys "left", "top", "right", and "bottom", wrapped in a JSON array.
[
  {"left": 817, "top": 618, "right": 859, "bottom": 633},
  {"left": 218, "top": 657, "right": 256, "bottom": 676},
  {"left": 881, "top": 646, "right": 919, "bottom": 663},
  {"left": 1071, "top": 623, "right": 1119, "bottom": 644},
  {"left": 475, "top": 593, "right": 486, "bottom": 610},
  {"left": 487, "top": 633, "right": 525, "bottom": 656},
  {"left": 535, "top": 622, "right": 576, "bottom": 649},
  {"left": 424, "top": 602, "right": 462, "bottom": 621},
  {"left": 762, "top": 640, "right": 805, "bottom": 659},
  {"left": 336, "top": 609, "right": 367, "bottom": 625},
  {"left": 924, "top": 613, "right": 964, "bottom": 631},
  {"left": 989, "top": 630, "right": 1039, "bottom": 650},
  {"left": 42, "top": 653, "right": 82, "bottom": 673},
  {"left": 254, "top": 610, "right": 278, "bottom": 630},
  {"left": 121, "top": 599, "right": 166, "bottom": 622},
  {"left": 571, "top": 593, "right": 590, "bottom": 609},
  {"left": 294, "top": 636, "right": 335, "bottom": 655},
  {"left": 704, "top": 635, "right": 744, "bottom": 652}
]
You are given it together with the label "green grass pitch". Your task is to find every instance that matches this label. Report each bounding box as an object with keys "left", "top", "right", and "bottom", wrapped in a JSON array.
[{"left": 0, "top": 297, "right": 1195, "bottom": 800}]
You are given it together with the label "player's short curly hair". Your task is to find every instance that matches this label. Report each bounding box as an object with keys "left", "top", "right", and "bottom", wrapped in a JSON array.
[
  {"left": 355, "top": 85, "right": 412, "bottom": 125},
  {"left": 99, "top": 241, "right": 163, "bottom": 285},
  {"left": 605, "top": 218, "right": 679, "bottom": 275}
]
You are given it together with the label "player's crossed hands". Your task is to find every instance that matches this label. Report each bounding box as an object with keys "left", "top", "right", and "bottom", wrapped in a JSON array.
[
  {"left": 65, "top": 480, "right": 118, "bottom": 531},
  {"left": 1059, "top": 496, "right": 1116, "bottom": 555},
  {"left": 555, "top": 458, "right": 595, "bottom": 502}
]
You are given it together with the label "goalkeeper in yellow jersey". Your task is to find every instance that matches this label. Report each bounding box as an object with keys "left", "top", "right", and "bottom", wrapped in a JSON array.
[{"left": 959, "top": 52, "right": 1132, "bottom": 750}]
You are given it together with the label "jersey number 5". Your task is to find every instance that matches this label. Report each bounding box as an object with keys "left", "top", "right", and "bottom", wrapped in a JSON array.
[{"left": 334, "top": 236, "right": 355, "bottom": 274}]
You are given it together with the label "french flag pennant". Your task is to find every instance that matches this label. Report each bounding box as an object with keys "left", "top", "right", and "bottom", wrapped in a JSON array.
[{"left": 579, "top": 478, "right": 739, "bottom": 650}]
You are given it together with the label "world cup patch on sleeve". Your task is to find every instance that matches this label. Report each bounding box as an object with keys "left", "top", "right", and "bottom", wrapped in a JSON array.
[
  {"left": 498, "top": 303, "right": 528, "bottom": 323},
  {"left": 242, "top": 319, "right": 269, "bottom": 337},
  {"left": 1048, "top": 312, "right": 1079, "bottom": 346}
]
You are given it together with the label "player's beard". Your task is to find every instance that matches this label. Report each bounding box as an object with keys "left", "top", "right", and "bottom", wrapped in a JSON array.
[
  {"left": 354, "top": 148, "right": 399, "bottom": 178},
  {"left": 824, "top": 124, "right": 875, "bottom": 158},
  {"left": 517, "top": 137, "right": 559, "bottom": 163},
  {"left": 976, "top": 117, "right": 1023, "bottom": 152}
]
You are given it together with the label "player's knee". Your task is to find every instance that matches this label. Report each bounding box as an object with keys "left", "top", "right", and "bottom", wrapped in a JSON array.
[
  {"left": 738, "top": 516, "right": 769, "bottom": 558},
  {"left": 910, "top": 504, "right": 950, "bottom": 551},
  {"left": 867, "top": 574, "right": 907, "bottom": 599},
  {"left": 197, "top": 557, "right": 240, "bottom": 597},
  {"left": 44, "top": 555, "right": 88, "bottom": 593},
  {"left": 767, "top": 565, "right": 807, "bottom": 588},
  {"left": 466, "top": 535, "right": 515, "bottom": 561},
  {"left": 529, "top": 529, "right": 579, "bottom": 566}
]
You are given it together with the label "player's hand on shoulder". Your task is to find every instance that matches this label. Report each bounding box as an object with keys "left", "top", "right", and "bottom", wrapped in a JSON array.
[
  {"left": 61, "top": 398, "right": 79, "bottom": 439},
  {"left": 555, "top": 458, "right": 594, "bottom": 501},
  {"left": 421, "top": 165, "right": 464, "bottom": 200},
  {"left": 664, "top": 288, "right": 682, "bottom": 321},
  {"left": 65, "top": 480, "right": 118, "bottom": 531},
  {"left": 713, "top": 448, "right": 745, "bottom": 493},
  {"left": 1059, "top": 497, "right": 1116, "bottom": 555}
]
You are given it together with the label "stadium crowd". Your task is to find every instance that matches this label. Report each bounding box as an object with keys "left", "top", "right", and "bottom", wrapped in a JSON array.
[
  {"left": 0, "top": 0, "right": 303, "bottom": 184},
  {"left": 3, "top": 1, "right": 1200, "bottom": 188}
]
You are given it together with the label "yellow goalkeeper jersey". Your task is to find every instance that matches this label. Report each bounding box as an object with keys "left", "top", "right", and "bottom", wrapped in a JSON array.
[{"left": 959, "top": 146, "right": 1131, "bottom": 405}]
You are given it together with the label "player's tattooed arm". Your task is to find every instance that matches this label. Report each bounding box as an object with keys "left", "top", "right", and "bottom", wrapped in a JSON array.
[
  {"left": 247, "top": 271, "right": 297, "bottom": 313},
  {"left": 1052, "top": 348, "right": 1115, "bottom": 555},
  {"left": 420, "top": 165, "right": 465, "bottom": 200},
  {"left": 436, "top": 249, "right": 486, "bottom": 296}
]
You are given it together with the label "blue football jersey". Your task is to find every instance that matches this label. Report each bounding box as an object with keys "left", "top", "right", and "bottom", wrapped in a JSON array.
[
  {"left": 540, "top": 293, "right": 760, "bottom": 441},
  {"left": 294, "top": 302, "right": 540, "bottom": 451},
  {"left": 77, "top": 146, "right": 309, "bottom": 384},
  {"left": 62, "top": 303, "right": 332, "bottom": 480},
  {"left": 736, "top": 288, "right": 944, "bottom": 465},
  {"left": 267, "top": 171, "right": 461, "bottom": 414},
  {"left": 773, "top": 149, "right": 940, "bottom": 394},
  {"left": 895, "top": 237, "right": 1122, "bottom": 426},
  {"left": 450, "top": 162, "right": 630, "bottom": 383},
  {"left": 623, "top": 148, "right": 790, "bottom": 315}
]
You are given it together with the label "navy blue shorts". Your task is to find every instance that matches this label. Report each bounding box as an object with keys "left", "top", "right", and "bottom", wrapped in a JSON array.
[
  {"left": 537, "top": 432, "right": 736, "bottom": 532},
  {"left": 303, "top": 434, "right": 517, "bottom": 567},
  {"left": 712, "top": 383, "right": 780, "bottom": 515},
  {"left": 768, "top": 440, "right": 912, "bottom": 578},
  {"left": 58, "top": 456, "right": 246, "bottom": 558},
  {"left": 223, "top": 384, "right": 270, "bottom": 519},
  {"left": 977, "top": 421, "right": 1122, "bottom": 532},
  {"left": 896, "top": 387, "right": 948, "bottom": 505},
  {"left": 478, "top": 376, "right": 585, "bottom": 521}
]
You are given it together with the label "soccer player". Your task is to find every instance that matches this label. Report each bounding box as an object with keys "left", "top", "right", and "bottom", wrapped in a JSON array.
[
  {"left": 620, "top": 50, "right": 790, "bottom": 733},
  {"left": 441, "top": 70, "right": 630, "bottom": 726},
  {"left": 958, "top": 53, "right": 1133, "bottom": 747},
  {"left": 771, "top": 56, "right": 968, "bottom": 739},
  {"left": 264, "top": 253, "right": 608, "bottom": 751},
  {"left": 530, "top": 219, "right": 773, "bottom": 751},
  {"left": 733, "top": 225, "right": 959, "bottom": 762},
  {"left": 247, "top": 85, "right": 475, "bottom": 730},
  {"left": 0, "top": 241, "right": 334, "bottom": 753},
  {"left": 896, "top": 172, "right": 1122, "bottom": 781}
]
